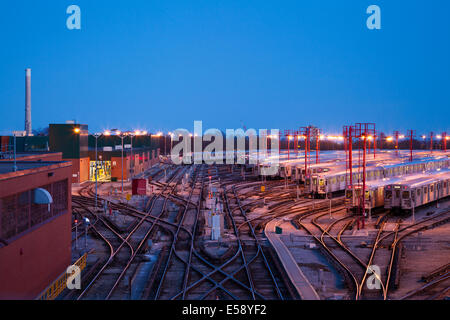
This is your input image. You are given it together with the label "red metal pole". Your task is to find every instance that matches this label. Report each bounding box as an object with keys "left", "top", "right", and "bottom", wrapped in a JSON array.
[
  {"left": 362, "top": 134, "right": 366, "bottom": 230},
  {"left": 430, "top": 132, "right": 433, "bottom": 153},
  {"left": 288, "top": 135, "right": 290, "bottom": 160},
  {"left": 344, "top": 127, "right": 348, "bottom": 185},
  {"left": 316, "top": 131, "right": 319, "bottom": 164},
  {"left": 304, "top": 133, "right": 307, "bottom": 178},
  {"left": 410, "top": 132, "right": 413, "bottom": 162},
  {"left": 349, "top": 127, "right": 353, "bottom": 186},
  {"left": 443, "top": 132, "right": 447, "bottom": 152},
  {"left": 373, "top": 134, "right": 377, "bottom": 159},
  {"left": 307, "top": 127, "right": 311, "bottom": 168},
  {"left": 407, "top": 130, "right": 415, "bottom": 162}
]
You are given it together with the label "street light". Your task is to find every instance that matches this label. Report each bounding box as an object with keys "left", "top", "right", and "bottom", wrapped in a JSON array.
[
  {"left": 129, "top": 130, "right": 144, "bottom": 179},
  {"left": 92, "top": 132, "right": 105, "bottom": 209},
  {"left": 11, "top": 131, "right": 20, "bottom": 172},
  {"left": 169, "top": 132, "right": 173, "bottom": 155},
  {"left": 112, "top": 130, "right": 126, "bottom": 193},
  {"left": 73, "top": 127, "right": 81, "bottom": 183},
  {"left": 128, "top": 132, "right": 135, "bottom": 180}
]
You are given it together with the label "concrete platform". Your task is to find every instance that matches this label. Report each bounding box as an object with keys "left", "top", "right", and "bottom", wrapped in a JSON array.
[{"left": 265, "top": 218, "right": 320, "bottom": 300}]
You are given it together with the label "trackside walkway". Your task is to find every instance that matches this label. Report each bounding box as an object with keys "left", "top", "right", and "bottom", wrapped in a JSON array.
[{"left": 265, "top": 218, "right": 320, "bottom": 300}]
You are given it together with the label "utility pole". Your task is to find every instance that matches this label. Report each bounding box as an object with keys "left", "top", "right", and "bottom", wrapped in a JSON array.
[
  {"left": 315, "top": 127, "right": 320, "bottom": 164},
  {"left": 93, "top": 133, "right": 103, "bottom": 209},
  {"left": 407, "top": 130, "right": 415, "bottom": 162},
  {"left": 12, "top": 132, "right": 18, "bottom": 172}
]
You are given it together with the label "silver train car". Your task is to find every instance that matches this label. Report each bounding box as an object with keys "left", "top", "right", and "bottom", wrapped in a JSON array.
[
  {"left": 345, "top": 178, "right": 403, "bottom": 213},
  {"left": 346, "top": 170, "right": 446, "bottom": 213},
  {"left": 385, "top": 170, "right": 450, "bottom": 212},
  {"left": 309, "top": 157, "right": 450, "bottom": 198}
]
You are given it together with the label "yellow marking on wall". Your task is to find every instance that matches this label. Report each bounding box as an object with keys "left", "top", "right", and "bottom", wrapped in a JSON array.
[{"left": 36, "top": 253, "right": 88, "bottom": 300}]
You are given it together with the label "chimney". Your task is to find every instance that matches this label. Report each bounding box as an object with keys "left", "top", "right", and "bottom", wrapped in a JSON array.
[{"left": 25, "top": 68, "right": 32, "bottom": 136}]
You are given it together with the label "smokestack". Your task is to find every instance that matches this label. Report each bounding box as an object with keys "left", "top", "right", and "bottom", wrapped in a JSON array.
[{"left": 25, "top": 68, "right": 32, "bottom": 136}]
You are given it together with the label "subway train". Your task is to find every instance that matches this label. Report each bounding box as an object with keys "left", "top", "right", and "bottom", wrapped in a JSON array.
[
  {"left": 385, "top": 170, "right": 450, "bottom": 212},
  {"left": 308, "top": 157, "right": 450, "bottom": 198},
  {"left": 345, "top": 169, "right": 449, "bottom": 213}
]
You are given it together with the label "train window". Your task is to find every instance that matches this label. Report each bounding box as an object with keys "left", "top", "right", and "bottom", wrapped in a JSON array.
[
  {"left": 402, "top": 191, "right": 410, "bottom": 199},
  {"left": 395, "top": 190, "right": 400, "bottom": 198},
  {"left": 424, "top": 187, "right": 428, "bottom": 193},
  {"left": 417, "top": 189, "right": 421, "bottom": 196},
  {"left": 430, "top": 185, "right": 434, "bottom": 192},
  {"left": 385, "top": 190, "right": 392, "bottom": 199},
  {"left": 345, "top": 190, "right": 352, "bottom": 199}
]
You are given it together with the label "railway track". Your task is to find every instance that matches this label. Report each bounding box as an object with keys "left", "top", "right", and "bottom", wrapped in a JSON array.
[
  {"left": 71, "top": 165, "right": 187, "bottom": 299},
  {"left": 66, "top": 162, "right": 450, "bottom": 300}
]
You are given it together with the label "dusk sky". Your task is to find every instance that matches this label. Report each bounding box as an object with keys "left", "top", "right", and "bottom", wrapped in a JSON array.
[{"left": 0, "top": 0, "right": 449, "bottom": 135}]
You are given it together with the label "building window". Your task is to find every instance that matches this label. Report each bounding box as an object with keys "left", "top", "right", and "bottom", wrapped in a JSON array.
[
  {"left": 17, "top": 191, "right": 30, "bottom": 234},
  {"left": 1, "top": 195, "right": 17, "bottom": 240},
  {"left": 53, "top": 180, "right": 68, "bottom": 214},
  {"left": 0, "top": 179, "right": 68, "bottom": 242}
]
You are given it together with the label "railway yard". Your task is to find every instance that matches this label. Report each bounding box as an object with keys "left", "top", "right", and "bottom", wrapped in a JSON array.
[{"left": 63, "top": 150, "right": 450, "bottom": 300}]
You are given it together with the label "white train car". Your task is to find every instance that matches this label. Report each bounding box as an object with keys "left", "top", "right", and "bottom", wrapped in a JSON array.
[
  {"left": 310, "top": 157, "right": 450, "bottom": 198},
  {"left": 389, "top": 171, "right": 450, "bottom": 212},
  {"left": 346, "top": 177, "right": 403, "bottom": 213},
  {"left": 347, "top": 170, "right": 447, "bottom": 213}
]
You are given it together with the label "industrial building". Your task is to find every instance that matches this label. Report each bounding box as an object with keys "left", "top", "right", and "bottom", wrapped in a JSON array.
[
  {"left": 49, "top": 123, "right": 89, "bottom": 183},
  {"left": 87, "top": 147, "right": 159, "bottom": 182},
  {"left": 0, "top": 160, "right": 72, "bottom": 299}
]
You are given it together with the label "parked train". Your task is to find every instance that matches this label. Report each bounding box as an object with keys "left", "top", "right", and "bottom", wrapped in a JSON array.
[
  {"left": 308, "top": 157, "right": 450, "bottom": 198},
  {"left": 385, "top": 170, "right": 450, "bottom": 212},
  {"left": 345, "top": 169, "right": 449, "bottom": 213}
]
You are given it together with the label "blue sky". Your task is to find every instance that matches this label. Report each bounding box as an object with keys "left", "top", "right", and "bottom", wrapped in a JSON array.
[{"left": 0, "top": 0, "right": 449, "bottom": 135}]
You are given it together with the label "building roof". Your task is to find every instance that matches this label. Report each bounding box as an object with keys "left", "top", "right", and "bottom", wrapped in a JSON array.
[
  {"left": 0, "top": 151, "right": 61, "bottom": 160},
  {"left": 0, "top": 161, "right": 72, "bottom": 177}
]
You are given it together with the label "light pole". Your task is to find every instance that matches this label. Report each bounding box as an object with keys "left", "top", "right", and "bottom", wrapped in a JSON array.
[
  {"left": 164, "top": 133, "right": 167, "bottom": 155},
  {"left": 11, "top": 132, "right": 18, "bottom": 172},
  {"left": 92, "top": 133, "right": 104, "bottom": 209},
  {"left": 74, "top": 219, "right": 78, "bottom": 250},
  {"left": 113, "top": 130, "right": 126, "bottom": 193},
  {"left": 169, "top": 132, "right": 173, "bottom": 156},
  {"left": 129, "top": 132, "right": 135, "bottom": 179}
]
